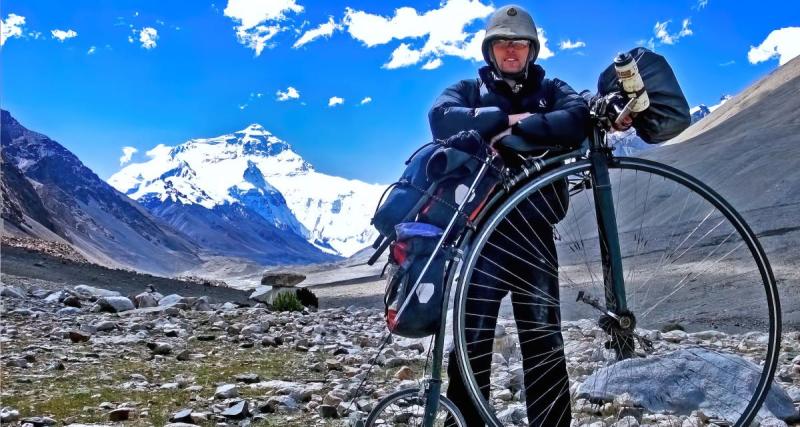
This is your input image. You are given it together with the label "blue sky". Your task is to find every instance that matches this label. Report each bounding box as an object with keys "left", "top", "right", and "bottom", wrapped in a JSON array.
[{"left": 2, "top": 0, "right": 798, "bottom": 184}]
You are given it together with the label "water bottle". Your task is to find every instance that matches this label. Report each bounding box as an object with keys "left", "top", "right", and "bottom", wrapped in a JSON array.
[{"left": 614, "top": 52, "right": 650, "bottom": 113}]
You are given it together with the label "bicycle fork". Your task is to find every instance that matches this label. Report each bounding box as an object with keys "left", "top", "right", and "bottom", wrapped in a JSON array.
[{"left": 587, "top": 137, "right": 638, "bottom": 359}]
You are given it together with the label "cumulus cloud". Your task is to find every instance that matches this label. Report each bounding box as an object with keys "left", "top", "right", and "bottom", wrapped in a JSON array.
[
  {"left": 119, "top": 146, "right": 138, "bottom": 165},
  {"left": 293, "top": 16, "right": 341, "bottom": 48},
  {"left": 328, "top": 96, "right": 344, "bottom": 107},
  {"left": 223, "top": 0, "right": 303, "bottom": 56},
  {"left": 344, "top": 0, "right": 497, "bottom": 68},
  {"left": 139, "top": 27, "right": 158, "bottom": 49},
  {"left": 1, "top": 13, "right": 26, "bottom": 46},
  {"left": 654, "top": 19, "right": 692, "bottom": 45},
  {"left": 536, "top": 28, "right": 554, "bottom": 59},
  {"left": 87, "top": 46, "right": 96, "bottom": 55},
  {"left": 747, "top": 27, "right": 800, "bottom": 66},
  {"left": 384, "top": 43, "right": 424, "bottom": 69},
  {"left": 695, "top": 0, "right": 709, "bottom": 10},
  {"left": 276, "top": 86, "right": 300, "bottom": 101},
  {"left": 360, "top": 97, "right": 372, "bottom": 105},
  {"left": 422, "top": 58, "right": 443, "bottom": 70},
  {"left": 559, "top": 39, "right": 586, "bottom": 50},
  {"left": 51, "top": 29, "right": 78, "bottom": 42}
]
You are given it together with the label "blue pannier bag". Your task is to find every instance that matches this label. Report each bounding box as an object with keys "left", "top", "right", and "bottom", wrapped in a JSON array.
[{"left": 383, "top": 222, "right": 446, "bottom": 338}]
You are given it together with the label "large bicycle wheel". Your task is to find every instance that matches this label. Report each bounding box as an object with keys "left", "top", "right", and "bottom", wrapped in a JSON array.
[
  {"left": 366, "top": 387, "right": 467, "bottom": 426},
  {"left": 452, "top": 157, "right": 781, "bottom": 427}
]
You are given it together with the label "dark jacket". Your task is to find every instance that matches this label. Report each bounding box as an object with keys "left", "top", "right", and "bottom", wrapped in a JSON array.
[{"left": 428, "top": 63, "right": 589, "bottom": 152}]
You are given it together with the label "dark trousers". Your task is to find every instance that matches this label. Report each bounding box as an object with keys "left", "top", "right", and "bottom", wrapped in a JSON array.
[{"left": 446, "top": 215, "right": 571, "bottom": 427}]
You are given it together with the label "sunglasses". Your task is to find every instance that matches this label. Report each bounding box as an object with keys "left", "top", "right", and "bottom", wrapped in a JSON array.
[{"left": 492, "top": 39, "right": 531, "bottom": 50}]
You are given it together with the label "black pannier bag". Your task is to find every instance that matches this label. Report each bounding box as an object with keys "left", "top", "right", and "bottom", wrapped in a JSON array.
[
  {"left": 383, "top": 222, "right": 446, "bottom": 338},
  {"left": 597, "top": 47, "right": 691, "bottom": 143},
  {"left": 370, "top": 130, "right": 504, "bottom": 253}
]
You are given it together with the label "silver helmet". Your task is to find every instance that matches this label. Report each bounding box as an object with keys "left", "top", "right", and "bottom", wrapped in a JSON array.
[{"left": 481, "top": 5, "right": 540, "bottom": 75}]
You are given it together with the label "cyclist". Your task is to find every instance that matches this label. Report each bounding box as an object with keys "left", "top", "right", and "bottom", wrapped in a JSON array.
[{"left": 428, "top": 5, "right": 589, "bottom": 426}]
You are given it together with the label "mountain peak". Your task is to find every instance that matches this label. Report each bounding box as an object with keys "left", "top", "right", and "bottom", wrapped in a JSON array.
[{"left": 237, "top": 123, "right": 271, "bottom": 137}]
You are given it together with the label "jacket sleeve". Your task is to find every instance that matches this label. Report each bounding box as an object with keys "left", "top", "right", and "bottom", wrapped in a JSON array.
[
  {"left": 513, "top": 78, "right": 589, "bottom": 148},
  {"left": 428, "top": 80, "right": 509, "bottom": 141}
]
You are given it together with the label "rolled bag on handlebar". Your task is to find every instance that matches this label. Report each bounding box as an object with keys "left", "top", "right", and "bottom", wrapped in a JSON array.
[{"left": 597, "top": 47, "right": 691, "bottom": 143}]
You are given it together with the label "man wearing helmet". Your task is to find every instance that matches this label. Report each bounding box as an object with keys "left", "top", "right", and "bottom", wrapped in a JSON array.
[{"left": 428, "top": 5, "right": 588, "bottom": 426}]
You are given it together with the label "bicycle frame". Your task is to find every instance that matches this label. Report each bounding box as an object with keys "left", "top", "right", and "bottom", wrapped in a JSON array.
[{"left": 412, "top": 121, "right": 637, "bottom": 426}]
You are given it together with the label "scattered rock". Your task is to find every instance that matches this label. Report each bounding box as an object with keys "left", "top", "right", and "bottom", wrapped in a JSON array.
[
  {"left": 74, "top": 285, "right": 120, "bottom": 298},
  {"left": 62, "top": 295, "right": 82, "bottom": 308},
  {"left": 394, "top": 365, "right": 414, "bottom": 381},
  {"left": 221, "top": 400, "right": 249, "bottom": 418},
  {"left": 234, "top": 373, "right": 260, "bottom": 384},
  {"left": 147, "top": 342, "right": 173, "bottom": 355},
  {"left": 68, "top": 330, "right": 91, "bottom": 343},
  {"left": 134, "top": 292, "right": 159, "bottom": 308},
  {"left": 95, "top": 296, "right": 135, "bottom": 313},
  {"left": 0, "top": 408, "right": 20, "bottom": 423},
  {"left": 261, "top": 271, "right": 305, "bottom": 287},
  {"left": 108, "top": 407, "right": 133, "bottom": 422},
  {"left": 318, "top": 404, "right": 338, "bottom": 418},
  {"left": 1, "top": 285, "right": 26, "bottom": 299},
  {"left": 214, "top": 384, "right": 238, "bottom": 399}
]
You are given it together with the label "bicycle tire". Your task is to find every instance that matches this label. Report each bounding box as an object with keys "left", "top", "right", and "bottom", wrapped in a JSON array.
[
  {"left": 452, "top": 157, "right": 780, "bottom": 427},
  {"left": 365, "top": 387, "right": 467, "bottom": 426}
]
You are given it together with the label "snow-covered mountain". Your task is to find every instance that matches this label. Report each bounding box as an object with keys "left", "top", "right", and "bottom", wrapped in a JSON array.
[
  {"left": 690, "top": 95, "right": 732, "bottom": 124},
  {"left": 108, "top": 124, "right": 387, "bottom": 257}
]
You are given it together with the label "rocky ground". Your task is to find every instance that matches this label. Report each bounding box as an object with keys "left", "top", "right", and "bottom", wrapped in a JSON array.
[{"left": 2, "top": 276, "right": 799, "bottom": 427}]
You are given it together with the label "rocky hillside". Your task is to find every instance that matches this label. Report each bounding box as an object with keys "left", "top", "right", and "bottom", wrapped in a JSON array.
[{"left": 1, "top": 110, "right": 201, "bottom": 276}]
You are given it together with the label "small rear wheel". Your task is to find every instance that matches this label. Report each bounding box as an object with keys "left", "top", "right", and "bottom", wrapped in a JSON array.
[{"left": 365, "top": 387, "right": 466, "bottom": 426}]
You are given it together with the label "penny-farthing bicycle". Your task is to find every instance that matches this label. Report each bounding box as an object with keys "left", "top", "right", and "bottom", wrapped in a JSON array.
[{"left": 365, "top": 51, "right": 780, "bottom": 427}]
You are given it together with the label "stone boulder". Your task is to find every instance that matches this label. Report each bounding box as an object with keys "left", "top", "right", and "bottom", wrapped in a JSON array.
[
  {"left": 74, "top": 285, "right": 121, "bottom": 298},
  {"left": 577, "top": 348, "right": 797, "bottom": 422},
  {"left": 260, "top": 271, "right": 305, "bottom": 287},
  {"left": 95, "top": 296, "right": 135, "bottom": 313},
  {"left": 134, "top": 292, "right": 159, "bottom": 308}
]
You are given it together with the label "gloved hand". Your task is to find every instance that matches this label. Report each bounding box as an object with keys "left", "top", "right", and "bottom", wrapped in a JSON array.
[{"left": 591, "top": 92, "right": 634, "bottom": 131}]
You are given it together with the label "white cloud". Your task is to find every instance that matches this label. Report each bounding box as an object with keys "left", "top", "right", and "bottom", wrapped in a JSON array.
[
  {"left": 654, "top": 19, "right": 692, "bottom": 45},
  {"left": 559, "top": 39, "right": 586, "bottom": 50},
  {"left": 223, "top": 0, "right": 303, "bottom": 56},
  {"left": 696, "top": 0, "right": 709, "bottom": 10},
  {"left": 139, "top": 27, "right": 158, "bottom": 49},
  {"left": 87, "top": 46, "right": 96, "bottom": 55},
  {"left": 119, "top": 146, "right": 138, "bottom": 165},
  {"left": 1, "top": 13, "right": 26, "bottom": 46},
  {"left": 51, "top": 29, "right": 78, "bottom": 42},
  {"left": 128, "top": 35, "right": 134, "bottom": 43},
  {"left": 536, "top": 28, "right": 554, "bottom": 60},
  {"left": 328, "top": 96, "right": 344, "bottom": 107},
  {"left": 383, "top": 43, "right": 424, "bottom": 69},
  {"left": 344, "top": 0, "right": 495, "bottom": 68},
  {"left": 748, "top": 27, "right": 800, "bottom": 66},
  {"left": 422, "top": 57, "right": 443, "bottom": 70},
  {"left": 360, "top": 96, "right": 372, "bottom": 105},
  {"left": 276, "top": 86, "right": 300, "bottom": 101},
  {"left": 293, "top": 16, "right": 341, "bottom": 48},
  {"left": 719, "top": 60, "right": 735, "bottom": 67}
]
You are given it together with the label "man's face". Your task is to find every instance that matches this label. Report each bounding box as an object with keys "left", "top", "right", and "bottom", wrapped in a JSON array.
[{"left": 491, "top": 39, "right": 531, "bottom": 74}]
